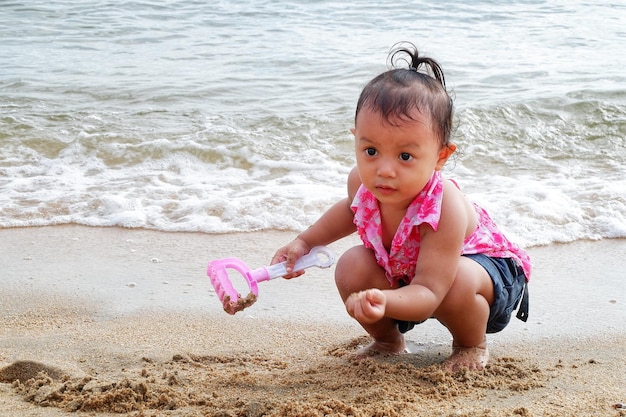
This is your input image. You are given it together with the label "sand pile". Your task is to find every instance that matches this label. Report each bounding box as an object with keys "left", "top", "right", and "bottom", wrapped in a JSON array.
[{"left": 4, "top": 336, "right": 555, "bottom": 417}]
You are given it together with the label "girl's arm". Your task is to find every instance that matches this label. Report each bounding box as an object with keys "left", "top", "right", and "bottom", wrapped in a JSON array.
[
  {"left": 296, "top": 197, "right": 356, "bottom": 249},
  {"left": 272, "top": 167, "right": 360, "bottom": 276}
]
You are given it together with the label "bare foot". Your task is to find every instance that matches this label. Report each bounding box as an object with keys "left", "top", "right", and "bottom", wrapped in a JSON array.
[
  {"left": 354, "top": 339, "right": 408, "bottom": 359},
  {"left": 442, "top": 345, "right": 490, "bottom": 372}
]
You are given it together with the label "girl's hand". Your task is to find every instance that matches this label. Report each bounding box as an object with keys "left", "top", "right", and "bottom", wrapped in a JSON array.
[
  {"left": 345, "top": 289, "right": 386, "bottom": 324},
  {"left": 270, "top": 238, "right": 311, "bottom": 279}
]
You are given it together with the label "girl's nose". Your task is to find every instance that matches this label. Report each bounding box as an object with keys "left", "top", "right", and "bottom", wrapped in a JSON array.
[{"left": 376, "top": 159, "right": 396, "bottom": 178}]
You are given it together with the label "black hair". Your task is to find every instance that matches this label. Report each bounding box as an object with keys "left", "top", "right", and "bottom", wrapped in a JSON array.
[{"left": 355, "top": 42, "right": 454, "bottom": 147}]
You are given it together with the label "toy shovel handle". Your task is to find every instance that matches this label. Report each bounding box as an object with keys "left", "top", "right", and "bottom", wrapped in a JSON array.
[{"left": 260, "top": 246, "right": 336, "bottom": 281}]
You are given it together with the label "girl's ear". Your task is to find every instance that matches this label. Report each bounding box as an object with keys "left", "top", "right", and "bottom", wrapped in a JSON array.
[
  {"left": 435, "top": 143, "right": 456, "bottom": 170},
  {"left": 350, "top": 127, "right": 356, "bottom": 136}
]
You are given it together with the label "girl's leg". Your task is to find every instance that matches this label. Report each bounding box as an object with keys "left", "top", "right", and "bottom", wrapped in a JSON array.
[
  {"left": 434, "top": 256, "right": 494, "bottom": 371},
  {"left": 335, "top": 245, "right": 406, "bottom": 355}
]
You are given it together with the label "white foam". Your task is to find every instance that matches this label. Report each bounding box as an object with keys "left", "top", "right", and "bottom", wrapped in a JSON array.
[{"left": 1, "top": 143, "right": 625, "bottom": 247}]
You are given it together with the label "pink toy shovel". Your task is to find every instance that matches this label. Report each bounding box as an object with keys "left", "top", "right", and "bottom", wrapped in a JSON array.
[{"left": 207, "top": 246, "right": 335, "bottom": 315}]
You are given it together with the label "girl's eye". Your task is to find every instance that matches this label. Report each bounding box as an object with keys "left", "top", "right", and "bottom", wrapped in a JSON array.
[
  {"left": 399, "top": 152, "right": 412, "bottom": 161},
  {"left": 365, "top": 147, "right": 377, "bottom": 156}
]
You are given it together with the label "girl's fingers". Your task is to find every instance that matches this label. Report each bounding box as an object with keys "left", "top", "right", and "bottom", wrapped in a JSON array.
[{"left": 345, "top": 290, "right": 386, "bottom": 324}]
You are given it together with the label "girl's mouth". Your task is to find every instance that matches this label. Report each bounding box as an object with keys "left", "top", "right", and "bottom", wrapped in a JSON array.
[{"left": 376, "top": 184, "right": 396, "bottom": 195}]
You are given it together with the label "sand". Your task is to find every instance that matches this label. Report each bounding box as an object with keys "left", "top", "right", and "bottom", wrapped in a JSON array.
[{"left": 0, "top": 225, "right": 624, "bottom": 417}]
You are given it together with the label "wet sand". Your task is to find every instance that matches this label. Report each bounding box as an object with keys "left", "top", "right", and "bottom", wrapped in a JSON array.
[{"left": 1, "top": 226, "right": 624, "bottom": 416}]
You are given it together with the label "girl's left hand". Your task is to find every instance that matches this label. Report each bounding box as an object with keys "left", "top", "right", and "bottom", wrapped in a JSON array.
[{"left": 345, "top": 289, "right": 386, "bottom": 324}]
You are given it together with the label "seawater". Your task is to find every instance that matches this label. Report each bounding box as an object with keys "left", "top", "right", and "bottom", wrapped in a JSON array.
[{"left": 1, "top": 0, "right": 625, "bottom": 248}]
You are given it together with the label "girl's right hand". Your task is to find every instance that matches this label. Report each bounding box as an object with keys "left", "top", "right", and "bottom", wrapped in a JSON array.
[{"left": 270, "top": 238, "right": 312, "bottom": 279}]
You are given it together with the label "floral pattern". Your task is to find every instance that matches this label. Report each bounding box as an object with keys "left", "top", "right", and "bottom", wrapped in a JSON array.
[{"left": 351, "top": 170, "right": 532, "bottom": 287}]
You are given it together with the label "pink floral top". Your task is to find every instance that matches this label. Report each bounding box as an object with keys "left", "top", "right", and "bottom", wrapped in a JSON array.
[{"left": 351, "top": 170, "right": 532, "bottom": 287}]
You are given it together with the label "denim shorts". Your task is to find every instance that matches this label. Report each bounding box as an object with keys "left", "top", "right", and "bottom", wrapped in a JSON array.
[{"left": 396, "top": 254, "right": 529, "bottom": 334}]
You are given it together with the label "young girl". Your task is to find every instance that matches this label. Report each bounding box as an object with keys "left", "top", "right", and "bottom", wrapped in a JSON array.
[{"left": 271, "top": 43, "right": 531, "bottom": 371}]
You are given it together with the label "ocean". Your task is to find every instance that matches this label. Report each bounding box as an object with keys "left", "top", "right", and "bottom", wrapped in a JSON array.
[{"left": 1, "top": 0, "right": 625, "bottom": 248}]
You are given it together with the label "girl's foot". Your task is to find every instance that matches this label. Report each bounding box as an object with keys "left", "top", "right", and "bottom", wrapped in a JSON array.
[
  {"left": 442, "top": 345, "right": 489, "bottom": 372},
  {"left": 355, "top": 339, "right": 408, "bottom": 359}
]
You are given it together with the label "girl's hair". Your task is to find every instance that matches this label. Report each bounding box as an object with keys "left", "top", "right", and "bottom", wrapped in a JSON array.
[{"left": 355, "top": 42, "right": 454, "bottom": 147}]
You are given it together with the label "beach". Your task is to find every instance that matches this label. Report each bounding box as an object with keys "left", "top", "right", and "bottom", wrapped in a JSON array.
[
  {"left": 2, "top": 1, "right": 625, "bottom": 415},
  {"left": 0, "top": 225, "right": 624, "bottom": 417}
]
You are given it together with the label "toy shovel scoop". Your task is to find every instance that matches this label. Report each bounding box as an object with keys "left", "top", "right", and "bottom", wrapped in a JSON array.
[{"left": 207, "top": 246, "right": 336, "bottom": 315}]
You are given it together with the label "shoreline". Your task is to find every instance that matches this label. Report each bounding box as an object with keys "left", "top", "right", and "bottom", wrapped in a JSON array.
[{"left": 1, "top": 226, "right": 624, "bottom": 416}]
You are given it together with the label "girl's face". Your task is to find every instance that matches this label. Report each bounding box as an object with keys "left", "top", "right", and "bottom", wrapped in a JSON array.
[{"left": 352, "top": 107, "right": 455, "bottom": 209}]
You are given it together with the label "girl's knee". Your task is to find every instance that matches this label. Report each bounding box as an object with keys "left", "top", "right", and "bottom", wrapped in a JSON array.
[
  {"left": 435, "top": 285, "right": 465, "bottom": 318},
  {"left": 436, "top": 268, "right": 491, "bottom": 318},
  {"left": 334, "top": 246, "right": 386, "bottom": 298}
]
